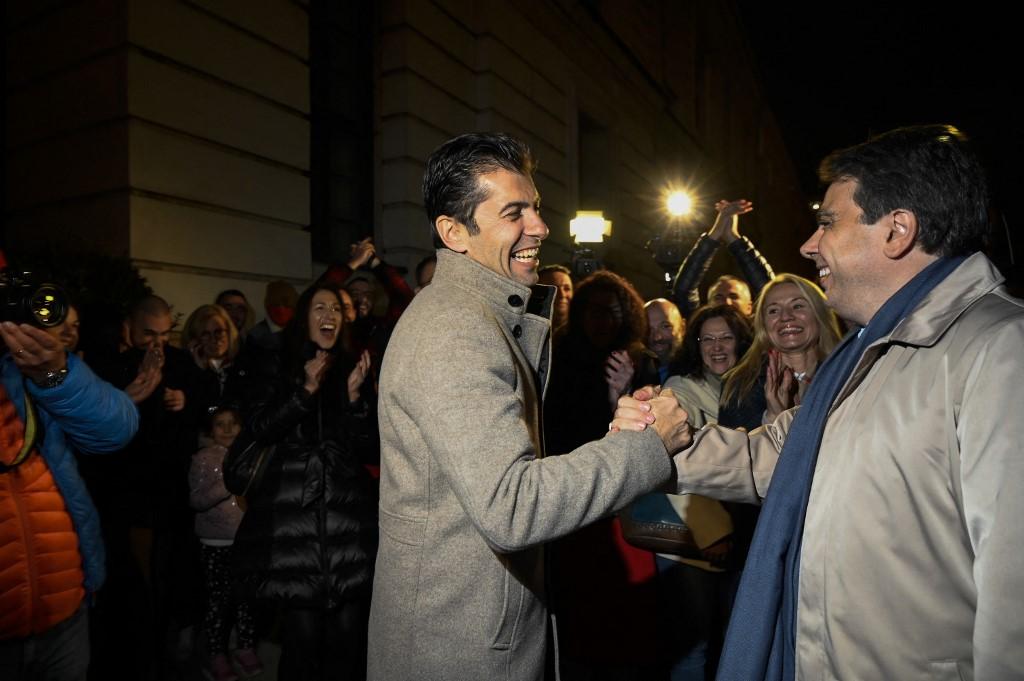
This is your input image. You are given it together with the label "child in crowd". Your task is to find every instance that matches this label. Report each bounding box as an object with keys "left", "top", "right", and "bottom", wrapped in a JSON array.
[{"left": 189, "top": 406, "right": 262, "bottom": 681}]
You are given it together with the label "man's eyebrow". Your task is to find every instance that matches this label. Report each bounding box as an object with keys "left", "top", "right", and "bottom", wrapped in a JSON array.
[{"left": 500, "top": 200, "right": 531, "bottom": 215}]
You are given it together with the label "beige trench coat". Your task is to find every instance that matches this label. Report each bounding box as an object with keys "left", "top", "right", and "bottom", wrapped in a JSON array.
[
  {"left": 367, "top": 249, "right": 672, "bottom": 681},
  {"left": 675, "top": 253, "right": 1024, "bottom": 680}
]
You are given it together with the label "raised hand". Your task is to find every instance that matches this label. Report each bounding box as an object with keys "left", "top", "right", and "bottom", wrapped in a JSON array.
[
  {"left": 0, "top": 321, "right": 68, "bottom": 386},
  {"left": 708, "top": 199, "right": 753, "bottom": 243},
  {"left": 604, "top": 350, "right": 635, "bottom": 411},
  {"left": 348, "top": 237, "right": 377, "bottom": 269}
]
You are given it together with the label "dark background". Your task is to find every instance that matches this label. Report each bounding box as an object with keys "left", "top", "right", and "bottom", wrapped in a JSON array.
[{"left": 736, "top": 3, "right": 1022, "bottom": 290}]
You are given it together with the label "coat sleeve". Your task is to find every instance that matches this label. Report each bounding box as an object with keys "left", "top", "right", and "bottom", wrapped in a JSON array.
[
  {"left": 671, "top": 234, "right": 718, "bottom": 318},
  {"left": 726, "top": 234, "right": 775, "bottom": 298},
  {"left": 406, "top": 310, "right": 673, "bottom": 554},
  {"left": 673, "top": 408, "right": 795, "bottom": 503},
  {"left": 27, "top": 353, "right": 138, "bottom": 453},
  {"left": 956, "top": 312, "right": 1024, "bottom": 679}
]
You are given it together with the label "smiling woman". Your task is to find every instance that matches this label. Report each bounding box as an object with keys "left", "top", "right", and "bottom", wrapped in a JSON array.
[
  {"left": 720, "top": 273, "right": 843, "bottom": 429},
  {"left": 227, "top": 281, "right": 377, "bottom": 680}
]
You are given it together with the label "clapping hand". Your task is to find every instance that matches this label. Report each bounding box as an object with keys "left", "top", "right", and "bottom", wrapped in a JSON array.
[
  {"left": 304, "top": 350, "right": 332, "bottom": 395},
  {"left": 709, "top": 199, "right": 753, "bottom": 243},
  {"left": 764, "top": 349, "right": 797, "bottom": 422},
  {"left": 347, "top": 350, "right": 372, "bottom": 402}
]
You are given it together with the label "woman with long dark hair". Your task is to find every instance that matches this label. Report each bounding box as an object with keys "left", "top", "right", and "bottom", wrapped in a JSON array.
[
  {"left": 226, "top": 282, "right": 375, "bottom": 681},
  {"left": 543, "top": 270, "right": 662, "bottom": 679}
]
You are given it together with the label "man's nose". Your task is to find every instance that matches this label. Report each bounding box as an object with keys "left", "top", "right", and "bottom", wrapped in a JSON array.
[
  {"left": 800, "top": 228, "right": 821, "bottom": 260},
  {"left": 526, "top": 211, "right": 549, "bottom": 240}
]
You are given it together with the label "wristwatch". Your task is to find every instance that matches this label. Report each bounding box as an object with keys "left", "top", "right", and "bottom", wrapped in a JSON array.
[{"left": 34, "top": 367, "right": 69, "bottom": 389}]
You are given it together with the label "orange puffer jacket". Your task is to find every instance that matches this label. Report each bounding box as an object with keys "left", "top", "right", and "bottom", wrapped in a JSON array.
[{"left": 0, "top": 385, "right": 84, "bottom": 639}]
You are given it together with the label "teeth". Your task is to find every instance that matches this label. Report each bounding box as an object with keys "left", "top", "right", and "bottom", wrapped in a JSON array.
[
  {"left": 513, "top": 247, "right": 539, "bottom": 261},
  {"left": 819, "top": 267, "right": 831, "bottom": 278}
]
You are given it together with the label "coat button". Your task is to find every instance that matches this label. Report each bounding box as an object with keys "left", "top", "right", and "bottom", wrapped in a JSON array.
[
  {"left": 508, "top": 294, "right": 524, "bottom": 307},
  {"left": 513, "top": 325, "right": 522, "bottom": 338}
]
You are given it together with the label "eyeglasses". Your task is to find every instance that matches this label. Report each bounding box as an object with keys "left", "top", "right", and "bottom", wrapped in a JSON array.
[
  {"left": 200, "top": 329, "right": 228, "bottom": 341},
  {"left": 697, "top": 334, "right": 735, "bottom": 345}
]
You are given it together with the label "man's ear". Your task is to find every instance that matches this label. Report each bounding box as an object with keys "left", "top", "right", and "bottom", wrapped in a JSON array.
[
  {"left": 436, "top": 216, "right": 468, "bottom": 253},
  {"left": 882, "top": 209, "right": 919, "bottom": 259}
]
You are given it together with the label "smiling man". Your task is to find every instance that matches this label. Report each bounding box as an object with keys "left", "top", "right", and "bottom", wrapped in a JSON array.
[
  {"left": 367, "top": 133, "right": 690, "bottom": 681},
  {"left": 617, "top": 124, "right": 1024, "bottom": 680}
]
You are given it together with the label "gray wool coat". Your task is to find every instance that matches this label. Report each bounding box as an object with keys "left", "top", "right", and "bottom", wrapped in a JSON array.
[{"left": 367, "top": 249, "right": 672, "bottom": 681}]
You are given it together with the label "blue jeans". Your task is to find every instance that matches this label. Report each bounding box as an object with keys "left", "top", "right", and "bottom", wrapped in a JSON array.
[{"left": 0, "top": 604, "right": 90, "bottom": 681}]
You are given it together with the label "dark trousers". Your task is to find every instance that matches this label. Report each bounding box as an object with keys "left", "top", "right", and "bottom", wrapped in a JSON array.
[
  {"left": 0, "top": 605, "right": 89, "bottom": 681},
  {"left": 278, "top": 601, "right": 363, "bottom": 681}
]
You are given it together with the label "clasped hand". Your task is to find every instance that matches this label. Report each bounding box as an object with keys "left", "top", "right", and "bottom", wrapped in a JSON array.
[{"left": 609, "top": 385, "right": 693, "bottom": 454}]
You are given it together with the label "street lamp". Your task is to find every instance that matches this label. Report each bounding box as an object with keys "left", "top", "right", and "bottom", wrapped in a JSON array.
[{"left": 569, "top": 210, "right": 611, "bottom": 277}]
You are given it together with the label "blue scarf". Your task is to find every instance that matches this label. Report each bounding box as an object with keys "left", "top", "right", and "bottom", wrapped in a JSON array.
[{"left": 716, "top": 256, "right": 964, "bottom": 681}]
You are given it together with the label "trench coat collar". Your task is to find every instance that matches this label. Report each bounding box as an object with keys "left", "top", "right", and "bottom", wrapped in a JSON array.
[
  {"left": 434, "top": 249, "right": 555, "bottom": 320},
  {"left": 878, "top": 252, "right": 1004, "bottom": 349}
]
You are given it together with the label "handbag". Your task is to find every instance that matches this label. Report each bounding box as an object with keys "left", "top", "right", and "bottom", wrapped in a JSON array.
[
  {"left": 223, "top": 435, "right": 276, "bottom": 500},
  {"left": 619, "top": 493, "right": 703, "bottom": 560}
]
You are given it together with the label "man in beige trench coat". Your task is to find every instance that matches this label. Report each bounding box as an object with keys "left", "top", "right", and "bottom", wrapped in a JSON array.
[
  {"left": 616, "top": 125, "right": 1024, "bottom": 680},
  {"left": 367, "top": 133, "right": 690, "bottom": 681}
]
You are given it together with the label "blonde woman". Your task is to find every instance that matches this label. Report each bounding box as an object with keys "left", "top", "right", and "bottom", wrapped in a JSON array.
[
  {"left": 181, "top": 304, "right": 249, "bottom": 421},
  {"left": 720, "top": 274, "right": 843, "bottom": 429}
]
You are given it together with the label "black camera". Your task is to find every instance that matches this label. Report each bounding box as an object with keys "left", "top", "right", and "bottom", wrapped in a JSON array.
[
  {"left": 646, "top": 228, "right": 689, "bottom": 271},
  {"left": 0, "top": 269, "right": 69, "bottom": 328}
]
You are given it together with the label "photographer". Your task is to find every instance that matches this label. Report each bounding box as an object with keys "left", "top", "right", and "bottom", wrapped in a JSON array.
[{"left": 0, "top": 298, "right": 138, "bottom": 678}]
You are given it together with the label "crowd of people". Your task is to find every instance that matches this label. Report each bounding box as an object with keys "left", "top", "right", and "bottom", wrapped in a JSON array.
[{"left": 2, "top": 124, "right": 1021, "bottom": 681}]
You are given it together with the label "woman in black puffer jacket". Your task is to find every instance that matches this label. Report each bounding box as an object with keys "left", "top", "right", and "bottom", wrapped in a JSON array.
[{"left": 226, "top": 281, "right": 376, "bottom": 681}]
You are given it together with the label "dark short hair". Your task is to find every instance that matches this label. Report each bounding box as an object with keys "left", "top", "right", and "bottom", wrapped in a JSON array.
[
  {"left": 669, "top": 304, "right": 753, "bottom": 381},
  {"left": 423, "top": 133, "right": 536, "bottom": 249},
  {"left": 818, "top": 124, "right": 990, "bottom": 257},
  {"left": 215, "top": 289, "right": 247, "bottom": 304}
]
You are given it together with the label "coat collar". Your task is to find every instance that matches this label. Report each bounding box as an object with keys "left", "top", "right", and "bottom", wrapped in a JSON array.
[
  {"left": 433, "top": 249, "right": 554, "bottom": 320},
  {"left": 882, "top": 252, "right": 1005, "bottom": 348}
]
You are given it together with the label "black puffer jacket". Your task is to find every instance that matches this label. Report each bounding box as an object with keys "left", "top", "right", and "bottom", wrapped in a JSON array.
[{"left": 226, "top": 350, "right": 377, "bottom": 608}]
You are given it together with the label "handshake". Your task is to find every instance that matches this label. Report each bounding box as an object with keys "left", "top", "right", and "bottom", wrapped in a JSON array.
[{"left": 610, "top": 386, "right": 693, "bottom": 454}]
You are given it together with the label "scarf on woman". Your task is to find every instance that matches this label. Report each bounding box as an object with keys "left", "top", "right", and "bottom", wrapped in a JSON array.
[{"left": 716, "top": 256, "right": 964, "bottom": 681}]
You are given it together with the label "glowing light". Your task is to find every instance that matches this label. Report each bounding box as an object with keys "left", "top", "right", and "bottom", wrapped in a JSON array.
[
  {"left": 569, "top": 211, "right": 612, "bottom": 244},
  {"left": 665, "top": 191, "right": 693, "bottom": 217}
]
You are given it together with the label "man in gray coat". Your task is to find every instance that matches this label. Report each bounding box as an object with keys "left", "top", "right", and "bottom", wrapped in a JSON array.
[
  {"left": 617, "top": 125, "right": 1024, "bottom": 680},
  {"left": 366, "top": 133, "right": 689, "bottom": 681}
]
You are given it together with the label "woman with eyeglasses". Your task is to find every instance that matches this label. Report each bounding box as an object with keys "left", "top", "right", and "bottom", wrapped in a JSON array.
[
  {"left": 655, "top": 304, "right": 752, "bottom": 681},
  {"left": 225, "top": 282, "right": 376, "bottom": 681},
  {"left": 182, "top": 304, "right": 250, "bottom": 421}
]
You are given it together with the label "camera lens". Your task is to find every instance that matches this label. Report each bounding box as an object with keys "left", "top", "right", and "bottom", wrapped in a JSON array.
[{"left": 29, "top": 284, "right": 67, "bottom": 328}]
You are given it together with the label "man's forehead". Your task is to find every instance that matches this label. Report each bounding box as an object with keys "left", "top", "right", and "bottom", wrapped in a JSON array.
[
  {"left": 477, "top": 169, "right": 539, "bottom": 204},
  {"left": 820, "top": 178, "right": 859, "bottom": 216},
  {"left": 137, "top": 313, "right": 172, "bottom": 331}
]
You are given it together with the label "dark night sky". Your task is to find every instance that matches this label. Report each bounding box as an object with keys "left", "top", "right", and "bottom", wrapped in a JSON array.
[{"left": 735, "top": 3, "right": 1022, "bottom": 285}]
